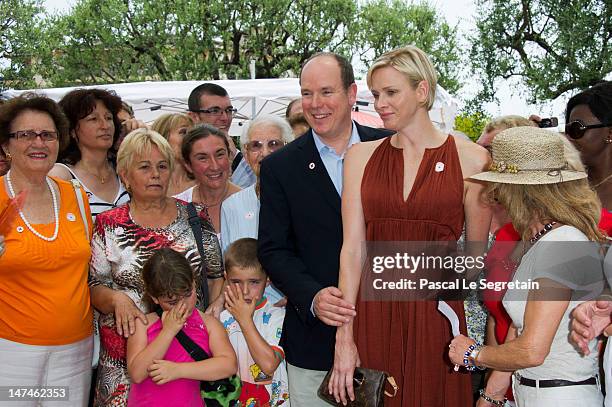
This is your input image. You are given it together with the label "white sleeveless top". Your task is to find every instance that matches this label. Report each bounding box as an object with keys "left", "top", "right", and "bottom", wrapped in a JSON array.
[{"left": 57, "top": 163, "right": 130, "bottom": 221}]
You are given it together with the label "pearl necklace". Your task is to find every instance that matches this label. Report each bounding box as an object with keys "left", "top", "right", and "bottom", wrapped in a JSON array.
[
  {"left": 529, "top": 221, "right": 556, "bottom": 243},
  {"left": 6, "top": 170, "right": 59, "bottom": 242}
]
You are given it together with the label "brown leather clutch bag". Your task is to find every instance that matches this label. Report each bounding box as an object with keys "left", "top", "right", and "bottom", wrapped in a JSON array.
[{"left": 318, "top": 367, "right": 398, "bottom": 407}]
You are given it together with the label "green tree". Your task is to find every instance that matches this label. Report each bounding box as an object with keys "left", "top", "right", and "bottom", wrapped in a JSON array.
[
  {"left": 454, "top": 110, "right": 490, "bottom": 141},
  {"left": 21, "top": 0, "right": 357, "bottom": 87},
  {"left": 471, "top": 0, "right": 612, "bottom": 104},
  {"left": 0, "top": 0, "right": 54, "bottom": 89},
  {"left": 355, "top": 0, "right": 463, "bottom": 93}
]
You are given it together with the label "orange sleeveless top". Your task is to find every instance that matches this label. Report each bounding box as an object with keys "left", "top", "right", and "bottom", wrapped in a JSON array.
[{"left": 0, "top": 177, "right": 93, "bottom": 345}]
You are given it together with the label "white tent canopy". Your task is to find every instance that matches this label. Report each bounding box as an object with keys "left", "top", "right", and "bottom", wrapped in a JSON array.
[{"left": 6, "top": 78, "right": 459, "bottom": 135}]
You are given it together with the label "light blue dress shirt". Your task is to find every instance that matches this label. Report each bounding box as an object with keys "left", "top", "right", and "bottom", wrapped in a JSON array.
[
  {"left": 220, "top": 184, "right": 284, "bottom": 304},
  {"left": 311, "top": 122, "right": 361, "bottom": 196},
  {"left": 230, "top": 155, "right": 257, "bottom": 189}
]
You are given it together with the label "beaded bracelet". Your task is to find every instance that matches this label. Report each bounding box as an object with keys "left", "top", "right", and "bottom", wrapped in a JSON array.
[{"left": 478, "top": 389, "right": 506, "bottom": 406}]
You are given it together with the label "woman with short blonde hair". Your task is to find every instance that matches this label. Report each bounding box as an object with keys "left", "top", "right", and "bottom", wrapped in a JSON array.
[
  {"left": 328, "top": 45, "right": 491, "bottom": 406},
  {"left": 89, "top": 129, "right": 224, "bottom": 406}
]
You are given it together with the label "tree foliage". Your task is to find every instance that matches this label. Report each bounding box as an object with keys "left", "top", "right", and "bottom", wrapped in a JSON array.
[
  {"left": 355, "top": 0, "right": 462, "bottom": 93},
  {"left": 1, "top": 0, "right": 462, "bottom": 92},
  {"left": 454, "top": 110, "right": 490, "bottom": 141},
  {"left": 471, "top": 0, "right": 612, "bottom": 104},
  {"left": 0, "top": 0, "right": 53, "bottom": 89}
]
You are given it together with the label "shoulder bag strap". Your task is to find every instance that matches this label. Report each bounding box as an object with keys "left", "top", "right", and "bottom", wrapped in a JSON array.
[
  {"left": 70, "top": 179, "right": 90, "bottom": 241},
  {"left": 154, "top": 308, "right": 210, "bottom": 361},
  {"left": 186, "top": 202, "right": 210, "bottom": 309}
]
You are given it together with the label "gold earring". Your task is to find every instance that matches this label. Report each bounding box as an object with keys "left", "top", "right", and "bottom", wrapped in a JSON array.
[{"left": 4, "top": 151, "right": 11, "bottom": 161}]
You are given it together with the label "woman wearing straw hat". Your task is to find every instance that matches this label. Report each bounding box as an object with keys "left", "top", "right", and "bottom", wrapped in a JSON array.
[{"left": 449, "top": 126, "right": 605, "bottom": 406}]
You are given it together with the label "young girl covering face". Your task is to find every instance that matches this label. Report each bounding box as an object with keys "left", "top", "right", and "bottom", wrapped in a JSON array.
[{"left": 126, "top": 248, "right": 236, "bottom": 406}]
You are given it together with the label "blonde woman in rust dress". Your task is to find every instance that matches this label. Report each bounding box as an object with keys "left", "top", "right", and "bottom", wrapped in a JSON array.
[{"left": 327, "top": 46, "right": 491, "bottom": 406}]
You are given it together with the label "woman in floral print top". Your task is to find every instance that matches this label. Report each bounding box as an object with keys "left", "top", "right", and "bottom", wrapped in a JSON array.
[{"left": 88, "top": 129, "right": 223, "bottom": 406}]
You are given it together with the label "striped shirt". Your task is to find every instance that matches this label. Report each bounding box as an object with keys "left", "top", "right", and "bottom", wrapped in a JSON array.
[{"left": 56, "top": 163, "right": 130, "bottom": 221}]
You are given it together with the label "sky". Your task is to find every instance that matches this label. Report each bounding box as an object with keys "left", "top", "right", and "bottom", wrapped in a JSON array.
[{"left": 41, "top": 0, "right": 567, "bottom": 120}]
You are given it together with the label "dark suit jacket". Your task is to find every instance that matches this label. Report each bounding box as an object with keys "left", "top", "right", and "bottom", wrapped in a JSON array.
[{"left": 257, "top": 122, "right": 393, "bottom": 370}]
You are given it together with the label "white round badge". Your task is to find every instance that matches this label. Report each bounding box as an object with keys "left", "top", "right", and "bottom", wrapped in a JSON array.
[{"left": 67, "top": 213, "right": 76, "bottom": 222}]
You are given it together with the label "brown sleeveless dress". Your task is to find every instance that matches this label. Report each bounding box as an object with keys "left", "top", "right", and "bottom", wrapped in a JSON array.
[{"left": 355, "top": 136, "right": 473, "bottom": 406}]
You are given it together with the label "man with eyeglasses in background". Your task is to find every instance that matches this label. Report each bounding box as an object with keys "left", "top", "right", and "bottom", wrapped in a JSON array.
[{"left": 187, "top": 83, "right": 257, "bottom": 188}]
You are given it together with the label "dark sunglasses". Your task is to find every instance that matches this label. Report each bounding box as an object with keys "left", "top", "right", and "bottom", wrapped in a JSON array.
[
  {"left": 246, "top": 139, "right": 284, "bottom": 153},
  {"left": 564, "top": 120, "right": 611, "bottom": 140}
]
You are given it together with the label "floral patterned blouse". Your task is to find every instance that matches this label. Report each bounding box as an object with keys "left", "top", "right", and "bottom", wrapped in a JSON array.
[{"left": 88, "top": 199, "right": 223, "bottom": 406}]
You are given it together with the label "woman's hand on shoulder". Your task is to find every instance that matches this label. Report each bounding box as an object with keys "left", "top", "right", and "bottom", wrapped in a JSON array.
[
  {"left": 112, "top": 291, "right": 148, "bottom": 338},
  {"left": 47, "top": 163, "right": 73, "bottom": 181},
  {"left": 205, "top": 292, "right": 225, "bottom": 319}
]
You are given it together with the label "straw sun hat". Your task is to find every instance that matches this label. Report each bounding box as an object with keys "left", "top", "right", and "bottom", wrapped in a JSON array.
[{"left": 470, "top": 126, "right": 587, "bottom": 185}]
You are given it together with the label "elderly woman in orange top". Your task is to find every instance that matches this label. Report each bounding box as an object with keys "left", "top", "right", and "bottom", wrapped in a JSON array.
[{"left": 0, "top": 94, "right": 94, "bottom": 406}]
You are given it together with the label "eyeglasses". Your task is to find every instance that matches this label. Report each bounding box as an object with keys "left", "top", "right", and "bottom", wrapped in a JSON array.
[
  {"left": 565, "top": 120, "right": 611, "bottom": 140},
  {"left": 246, "top": 139, "right": 285, "bottom": 153},
  {"left": 192, "top": 107, "right": 238, "bottom": 117},
  {"left": 9, "top": 130, "right": 58, "bottom": 142}
]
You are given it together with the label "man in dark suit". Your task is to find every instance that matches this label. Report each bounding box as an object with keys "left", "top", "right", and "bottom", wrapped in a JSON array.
[{"left": 258, "top": 52, "right": 392, "bottom": 406}]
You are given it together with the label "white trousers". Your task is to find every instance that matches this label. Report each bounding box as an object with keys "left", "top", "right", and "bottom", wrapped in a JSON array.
[
  {"left": 512, "top": 373, "right": 603, "bottom": 407},
  {"left": 0, "top": 336, "right": 93, "bottom": 407},
  {"left": 286, "top": 362, "right": 329, "bottom": 407}
]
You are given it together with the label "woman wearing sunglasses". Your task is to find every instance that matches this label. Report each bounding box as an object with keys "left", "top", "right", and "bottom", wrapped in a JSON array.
[
  {"left": 565, "top": 81, "right": 612, "bottom": 209},
  {"left": 220, "top": 115, "right": 294, "bottom": 305}
]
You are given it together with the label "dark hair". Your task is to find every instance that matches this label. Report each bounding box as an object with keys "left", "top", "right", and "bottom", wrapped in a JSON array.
[
  {"left": 288, "top": 113, "right": 309, "bottom": 129},
  {"left": 285, "top": 98, "right": 301, "bottom": 118},
  {"left": 0, "top": 93, "right": 70, "bottom": 151},
  {"left": 300, "top": 52, "right": 355, "bottom": 90},
  {"left": 142, "top": 248, "right": 194, "bottom": 307},
  {"left": 565, "top": 81, "right": 612, "bottom": 124},
  {"left": 224, "top": 238, "right": 265, "bottom": 274},
  {"left": 58, "top": 88, "right": 123, "bottom": 165},
  {"left": 181, "top": 123, "right": 230, "bottom": 164},
  {"left": 188, "top": 83, "right": 229, "bottom": 112}
]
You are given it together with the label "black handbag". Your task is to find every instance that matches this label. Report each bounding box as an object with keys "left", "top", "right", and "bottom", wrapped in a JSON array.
[
  {"left": 318, "top": 367, "right": 398, "bottom": 407},
  {"left": 154, "top": 308, "right": 241, "bottom": 407}
]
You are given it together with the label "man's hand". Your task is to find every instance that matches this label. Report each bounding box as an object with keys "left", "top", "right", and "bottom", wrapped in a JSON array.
[
  {"left": 149, "top": 359, "right": 180, "bottom": 384},
  {"left": 225, "top": 283, "right": 257, "bottom": 326},
  {"left": 313, "top": 287, "right": 356, "bottom": 327},
  {"left": 570, "top": 299, "right": 612, "bottom": 355}
]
